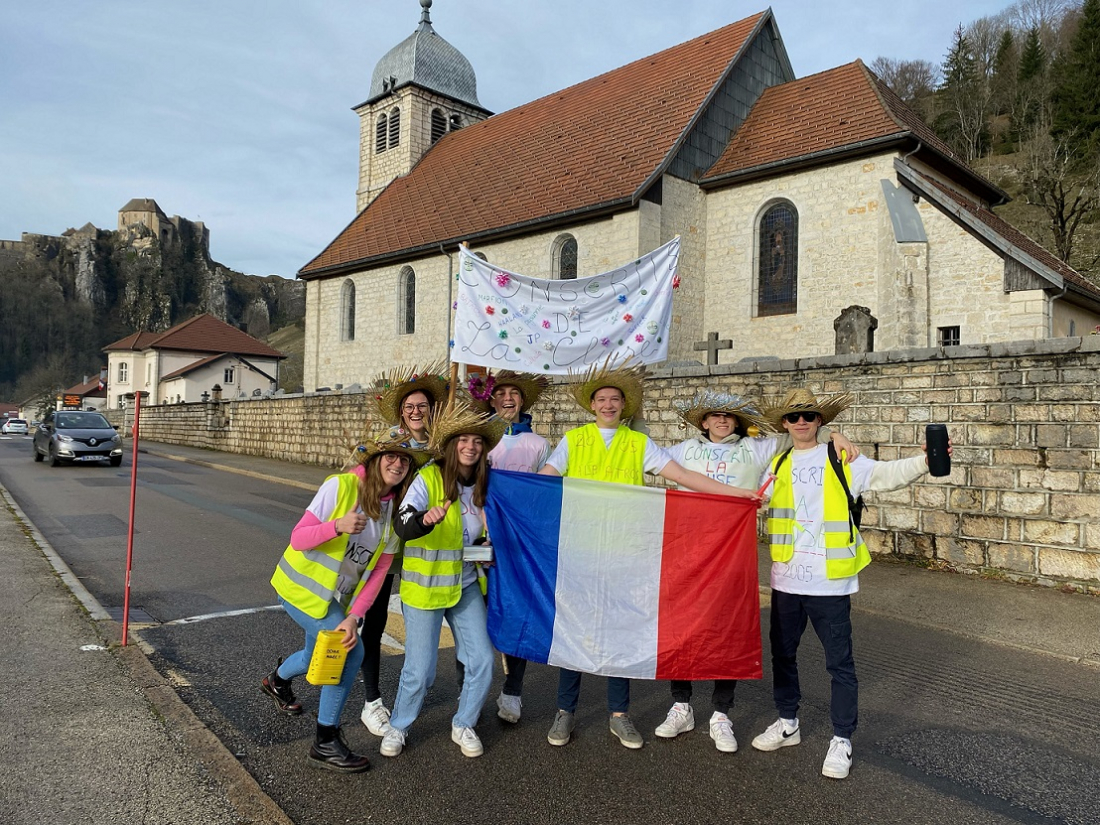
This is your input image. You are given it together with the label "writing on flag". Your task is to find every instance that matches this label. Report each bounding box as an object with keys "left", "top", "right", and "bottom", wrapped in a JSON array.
[{"left": 453, "top": 238, "right": 680, "bottom": 375}]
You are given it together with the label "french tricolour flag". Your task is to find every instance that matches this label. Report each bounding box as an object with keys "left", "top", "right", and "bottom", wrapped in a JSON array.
[{"left": 484, "top": 471, "right": 762, "bottom": 681}]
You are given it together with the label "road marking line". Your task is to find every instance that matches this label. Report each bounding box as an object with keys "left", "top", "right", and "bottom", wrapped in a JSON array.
[{"left": 164, "top": 604, "right": 285, "bottom": 625}]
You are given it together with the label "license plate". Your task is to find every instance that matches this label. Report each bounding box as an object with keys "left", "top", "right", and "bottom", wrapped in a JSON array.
[{"left": 75, "top": 455, "right": 104, "bottom": 462}]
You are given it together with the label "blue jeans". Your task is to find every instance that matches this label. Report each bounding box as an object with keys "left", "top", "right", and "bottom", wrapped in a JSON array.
[
  {"left": 277, "top": 597, "right": 364, "bottom": 728},
  {"left": 557, "top": 669, "right": 630, "bottom": 714},
  {"left": 390, "top": 583, "right": 494, "bottom": 732},
  {"left": 769, "top": 591, "right": 857, "bottom": 738}
]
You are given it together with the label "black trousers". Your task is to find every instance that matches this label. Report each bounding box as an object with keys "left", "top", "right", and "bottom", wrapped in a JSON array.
[
  {"left": 669, "top": 679, "right": 737, "bottom": 714},
  {"left": 769, "top": 590, "right": 857, "bottom": 738},
  {"left": 358, "top": 573, "right": 396, "bottom": 703}
]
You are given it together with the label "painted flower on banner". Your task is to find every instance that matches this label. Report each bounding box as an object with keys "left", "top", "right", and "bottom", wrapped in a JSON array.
[
  {"left": 486, "top": 306, "right": 495, "bottom": 315},
  {"left": 498, "top": 330, "right": 508, "bottom": 339},
  {"left": 601, "top": 337, "right": 611, "bottom": 347},
  {"left": 541, "top": 320, "right": 550, "bottom": 329},
  {"left": 543, "top": 342, "right": 554, "bottom": 351},
  {"left": 635, "top": 334, "right": 644, "bottom": 343},
  {"left": 623, "top": 314, "right": 633, "bottom": 322},
  {"left": 646, "top": 321, "right": 659, "bottom": 335},
  {"left": 495, "top": 272, "right": 511, "bottom": 287},
  {"left": 452, "top": 301, "right": 458, "bottom": 309},
  {"left": 672, "top": 275, "right": 681, "bottom": 289},
  {"left": 567, "top": 306, "right": 579, "bottom": 319},
  {"left": 520, "top": 305, "right": 530, "bottom": 315},
  {"left": 617, "top": 295, "right": 627, "bottom": 303}
]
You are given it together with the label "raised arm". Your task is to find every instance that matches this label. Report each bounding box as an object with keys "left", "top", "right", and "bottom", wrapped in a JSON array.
[{"left": 659, "top": 460, "right": 758, "bottom": 499}]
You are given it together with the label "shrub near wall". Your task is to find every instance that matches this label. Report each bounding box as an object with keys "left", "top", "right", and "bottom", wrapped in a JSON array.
[{"left": 128, "top": 337, "right": 1100, "bottom": 591}]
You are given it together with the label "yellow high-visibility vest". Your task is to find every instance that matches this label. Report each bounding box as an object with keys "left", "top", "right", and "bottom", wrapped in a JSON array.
[{"left": 564, "top": 423, "right": 647, "bottom": 485}]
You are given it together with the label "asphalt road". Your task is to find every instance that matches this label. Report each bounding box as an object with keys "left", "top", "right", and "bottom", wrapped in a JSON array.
[{"left": 1, "top": 433, "right": 1097, "bottom": 825}]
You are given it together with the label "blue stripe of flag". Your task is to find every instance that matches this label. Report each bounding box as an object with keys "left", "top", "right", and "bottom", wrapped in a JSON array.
[{"left": 484, "top": 470, "right": 561, "bottom": 665}]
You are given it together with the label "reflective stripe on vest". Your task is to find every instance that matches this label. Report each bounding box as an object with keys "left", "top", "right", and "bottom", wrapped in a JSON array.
[
  {"left": 401, "top": 464, "right": 472, "bottom": 610},
  {"left": 564, "top": 423, "right": 646, "bottom": 485},
  {"left": 767, "top": 450, "right": 871, "bottom": 580}
]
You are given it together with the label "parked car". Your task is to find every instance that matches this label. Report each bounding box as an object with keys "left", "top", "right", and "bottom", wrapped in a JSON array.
[
  {"left": 2, "top": 418, "right": 29, "bottom": 435},
  {"left": 33, "top": 410, "right": 123, "bottom": 466}
]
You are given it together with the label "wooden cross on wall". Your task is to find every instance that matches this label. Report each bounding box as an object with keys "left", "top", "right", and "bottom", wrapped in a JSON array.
[{"left": 693, "top": 331, "right": 732, "bottom": 366}]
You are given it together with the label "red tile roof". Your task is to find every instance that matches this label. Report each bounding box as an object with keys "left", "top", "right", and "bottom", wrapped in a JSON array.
[
  {"left": 64, "top": 377, "right": 106, "bottom": 397},
  {"left": 300, "top": 12, "right": 768, "bottom": 277},
  {"left": 703, "top": 61, "right": 1002, "bottom": 202},
  {"left": 104, "top": 314, "right": 284, "bottom": 359}
]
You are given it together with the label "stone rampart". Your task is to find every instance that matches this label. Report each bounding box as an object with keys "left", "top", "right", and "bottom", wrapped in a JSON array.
[{"left": 116, "top": 337, "right": 1100, "bottom": 591}]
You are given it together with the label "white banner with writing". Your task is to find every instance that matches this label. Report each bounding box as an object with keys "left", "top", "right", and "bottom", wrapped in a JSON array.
[{"left": 453, "top": 237, "right": 680, "bottom": 374}]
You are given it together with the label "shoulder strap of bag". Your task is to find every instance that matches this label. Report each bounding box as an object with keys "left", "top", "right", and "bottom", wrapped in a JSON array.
[{"left": 827, "top": 441, "right": 860, "bottom": 537}]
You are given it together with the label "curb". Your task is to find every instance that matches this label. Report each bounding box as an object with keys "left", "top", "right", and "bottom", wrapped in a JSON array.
[
  {"left": 1, "top": 482, "right": 294, "bottom": 825},
  {"left": 139, "top": 446, "right": 319, "bottom": 491}
]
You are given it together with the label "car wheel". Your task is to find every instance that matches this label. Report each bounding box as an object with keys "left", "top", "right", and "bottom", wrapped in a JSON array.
[
  {"left": 49, "top": 445, "right": 61, "bottom": 467},
  {"left": 110, "top": 456, "right": 122, "bottom": 467},
  {"left": 33, "top": 444, "right": 44, "bottom": 462}
]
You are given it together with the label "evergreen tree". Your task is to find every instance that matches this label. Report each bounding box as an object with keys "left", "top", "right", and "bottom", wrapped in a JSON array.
[
  {"left": 1017, "top": 27, "right": 1045, "bottom": 84},
  {"left": 1051, "top": 0, "right": 1100, "bottom": 153},
  {"left": 935, "top": 25, "right": 989, "bottom": 162},
  {"left": 1016, "top": 26, "right": 1048, "bottom": 135}
]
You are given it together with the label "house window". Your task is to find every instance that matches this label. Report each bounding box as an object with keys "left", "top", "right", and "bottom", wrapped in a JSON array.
[
  {"left": 117, "top": 395, "right": 125, "bottom": 409},
  {"left": 938, "top": 326, "right": 960, "bottom": 347},
  {"left": 431, "top": 109, "right": 447, "bottom": 144},
  {"left": 341, "top": 279, "right": 356, "bottom": 342},
  {"left": 398, "top": 267, "right": 415, "bottom": 335},
  {"left": 375, "top": 114, "right": 388, "bottom": 153},
  {"left": 757, "top": 201, "right": 798, "bottom": 316},
  {"left": 146, "top": 364, "right": 152, "bottom": 386},
  {"left": 224, "top": 367, "right": 235, "bottom": 384},
  {"left": 388, "top": 107, "right": 400, "bottom": 149},
  {"left": 118, "top": 362, "right": 128, "bottom": 382},
  {"left": 554, "top": 235, "right": 578, "bottom": 280}
]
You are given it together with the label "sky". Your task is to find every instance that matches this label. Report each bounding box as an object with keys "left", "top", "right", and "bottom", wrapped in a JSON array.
[{"left": 1, "top": 0, "right": 1015, "bottom": 279}]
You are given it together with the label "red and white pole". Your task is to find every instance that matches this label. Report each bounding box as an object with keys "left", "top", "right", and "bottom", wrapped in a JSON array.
[{"left": 121, "top": 391, "right": 145, "bottom": 646}]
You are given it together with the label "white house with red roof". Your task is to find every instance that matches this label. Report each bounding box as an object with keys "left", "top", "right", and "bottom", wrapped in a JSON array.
[
  {"left": 103, "top": 314, "right": 285, "bottom": 409},
  {"left": 298, "top": 3, "right": 1100, "bottom": 391}
]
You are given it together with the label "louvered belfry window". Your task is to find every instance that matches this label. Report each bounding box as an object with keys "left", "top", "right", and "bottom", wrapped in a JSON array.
[
  {"left": 388, "top": 107, "right": 400, "bottom": 149},
  {"left": 375, "top": 114, "right": 388, "bottom": 154},
  {"left": 431, "top": 109, "right": 447, "bottom": 144},
  {"left": 757, "top": 202, "right": 798, "bottom": 316}
]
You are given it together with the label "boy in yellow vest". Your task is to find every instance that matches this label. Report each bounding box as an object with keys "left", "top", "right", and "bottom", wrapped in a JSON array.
[
  {"left": 538, "top": 362, "right": 759, "bottom": 750},
  {"left": 751, "top": 389, "right": 947, "bottom": 780}
]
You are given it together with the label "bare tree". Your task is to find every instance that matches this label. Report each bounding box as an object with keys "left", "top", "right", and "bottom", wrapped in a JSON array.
[
  {"left": 1022, "top": 126, "right": 1100, "bottom": 264},
  {"left": 869, "top": 56, "right": 940, "bottom": 121}
]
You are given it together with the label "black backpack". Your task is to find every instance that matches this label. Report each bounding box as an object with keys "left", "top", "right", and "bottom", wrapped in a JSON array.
[{"left": 773, "top": 442, "right": 864, "bottom": 537}]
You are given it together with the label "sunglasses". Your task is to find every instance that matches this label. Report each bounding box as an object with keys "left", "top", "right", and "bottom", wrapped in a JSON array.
[{"left": 782, "top": 411, "right": 820, "bottom": 424}]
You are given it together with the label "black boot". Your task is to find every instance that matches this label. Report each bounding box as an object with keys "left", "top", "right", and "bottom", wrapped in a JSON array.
[
  {"left": 260, "top": 659, "right": 302, "bottom": 715},
  {"left": 309, "top": 724, "right": 371, "bottom": 773}
]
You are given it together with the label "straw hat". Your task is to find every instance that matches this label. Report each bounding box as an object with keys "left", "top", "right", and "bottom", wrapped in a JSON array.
[
  {"left": 568, "top": 360, "right": 646, "bottom": 420},
  {"left": 763, "top": 388, "right": 855, "bottom": 427},
  {"left": 372, "top": 361, "right": 450, "bottom": 426},
  {"left": 673, "top": 390, "right": 772, "bottom": 435},
  {"left": 467, "top": 370, "right": 550, "bottom": 416},
  {"left": 349, "top": 420, "right": 432, "bottom": 468},
  {"left": 426, "top": 402, "right": 508, "bottom": 457}
]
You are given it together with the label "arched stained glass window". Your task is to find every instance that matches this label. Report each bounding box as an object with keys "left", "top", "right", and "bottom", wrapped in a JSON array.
[
  {"left": 757, "top": 202, "right": 798, "bottom": 316},
  {"left": 554, "top": 235, "right": 578, "bottom": 280}
]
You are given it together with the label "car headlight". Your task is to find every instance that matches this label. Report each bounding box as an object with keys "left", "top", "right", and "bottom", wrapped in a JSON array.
[
  {"left": 57, "top": 435, "right": 74, "bottom": 443},
  {"left": 111, "top": 434, "right": 121, "bottom": 443}
]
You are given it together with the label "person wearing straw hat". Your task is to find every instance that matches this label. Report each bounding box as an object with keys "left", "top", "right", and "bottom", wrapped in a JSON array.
[
  {"left": 538, "top": 361, "right": 761, "bottom": 750},
  {"left": 264, "top": 426, "right": 429, "bottom": 773},
  {"left": 354, "top": 362, "right": 449, "bottom": 736},
  {"left": 381, "top": 403, "right": 507, "bottom": 759},
  {"left": 750, "top": 388, "right": 947, "bottom": 781},
  {"left": 655, "top": 390, "right": 860, "bottom": 753},
  {"left": 467, "top": 369, "right": 552, "bottom": 724}
]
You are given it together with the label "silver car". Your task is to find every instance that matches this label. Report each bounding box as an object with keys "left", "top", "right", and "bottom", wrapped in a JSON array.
[{"left": 33, "top": 411, "right": 123, "bottom": 466}]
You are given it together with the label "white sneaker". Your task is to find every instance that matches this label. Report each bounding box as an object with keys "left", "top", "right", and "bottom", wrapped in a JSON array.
[
  {"left": 709, "top": 712, "right": 738, "bottom": 753},
  {"left": 654, "top": 702, "right": 695, "bottom": 738},
  {"left": 822, "top": 736, "right": 853, "bottom": 779},
  {"left": 360, "top": 698, "right": 393, "bottom": 736},
  {"left": 380, "top": 727, "right": 405, "bottom": 757},
  {"left": 751, "top": 717, "right": 800, "bottom": 751},
  {"left": 451, "top": 725, "right": 484, "bottom": 758},
  {"left": 497, "top": 692, "right": 522, "bottom": 723}
]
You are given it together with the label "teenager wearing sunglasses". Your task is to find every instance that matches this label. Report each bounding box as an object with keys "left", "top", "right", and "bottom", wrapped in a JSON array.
[{"left": 752, "top": 389, "right": 949, "bottom": 781}]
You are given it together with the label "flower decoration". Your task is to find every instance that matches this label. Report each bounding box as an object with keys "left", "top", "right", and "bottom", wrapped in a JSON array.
[
  {"left": 448, "top": 339, "right": 455, "bottom": 348},
  {"left": 623, "top": 313, "right": 633, "bottom": 322},
  {"left": 601, "top": 337, "right": 611, "bottom": 347},
  {"left": 452, "top": 301, "right": 458, "bottom": 309},
  {"left": 520, "top": 305, "right": 530, "bottom": 314},
  {"left": 672, "top": 275, "right": 681, "bottom": 289},
  {"left": 485, "top": 305, "right": 495, "bottom": 315},
  {"left": 635, "top": 334, "right": 644, "bottom": 343},
  {"left": 567, "top": 306, "right": 580, "bottom": 319},
  {"left": 495, "top": 272, "right": 511, "bottom": 287},
  {"left": 467, "top": 373, "right": 496, "bottom": 401},
  {"left": 617, "top": 294, "right": 627, "bottom": 303},
  {"left": 543, "top": 342, "right": 553, "bottom": 351},
  {"left": 541, "top": 320, "right": 551, "bottom": 329},
  {"left": 498, "top": 330, "right": 508, "bottom": 339},
  {"left": 356, "top": 445, "right": 367, "bottom": 453}
]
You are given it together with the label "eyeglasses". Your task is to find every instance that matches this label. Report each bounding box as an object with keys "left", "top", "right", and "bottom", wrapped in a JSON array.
[
  {"left": 401, "top": 403, "right": 430, "bottom": 414},
  {"left": 381, "top": 453, "right": 411, "bottom": 466},
  {"left": 782, "top": 411, "right": 820, "bottom": 424}
]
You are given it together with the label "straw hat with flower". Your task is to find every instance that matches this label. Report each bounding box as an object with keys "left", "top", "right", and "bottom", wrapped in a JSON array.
[
  {"left": 763, "top": 388, "right": 855, "bottom": 428},
  {"left": 467, "top": 370, "right": 550, "bottom": 416},
  {"left": 568, "top": 359, "right": 646, "bottom": 420},
  {"left": 426, "top": 402, "right": 507, "bottom": 457},
  {"left": 673, "top": 390, "right": 772, "bottom": 436},
  {"left": 346, "top": 419, "right": 432, "bottom": 470},
  {"left": 372, "top": 361, "right": 450, "bottom": 426}
]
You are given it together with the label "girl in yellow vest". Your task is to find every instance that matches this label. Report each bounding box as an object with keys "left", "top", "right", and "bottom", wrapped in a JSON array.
[
  {"left": 751, "top": 389, "right": 947, "bottom": 781},
  {"left": 356, "top": 364, "right": 449, "bottom": 735},
  {"left": 381, "top": 403, "right": 507, "bottom": 759},
  {"left": 265, "top": 429, "right": 429, "bottom": 773},
  {"left": 538, "top": 362, "right": 761, "bottom": 750}
]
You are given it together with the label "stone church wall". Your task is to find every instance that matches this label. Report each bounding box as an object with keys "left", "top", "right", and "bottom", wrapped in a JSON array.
[{"left": 127, "top": 337, "right": 1100, "bottom": 591}]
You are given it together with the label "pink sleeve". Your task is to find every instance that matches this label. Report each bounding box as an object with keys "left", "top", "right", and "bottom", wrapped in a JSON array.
[
  {"left": 290, "top": 510, "right": 341, "bottom": 551},
  {"left": 347, "top": 553, "right": 394, "bottom": 619}
]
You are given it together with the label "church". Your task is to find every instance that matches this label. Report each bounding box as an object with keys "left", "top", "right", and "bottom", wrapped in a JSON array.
[{"left": 299, "top": 2, "right": 1100, "bottom": 391}]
